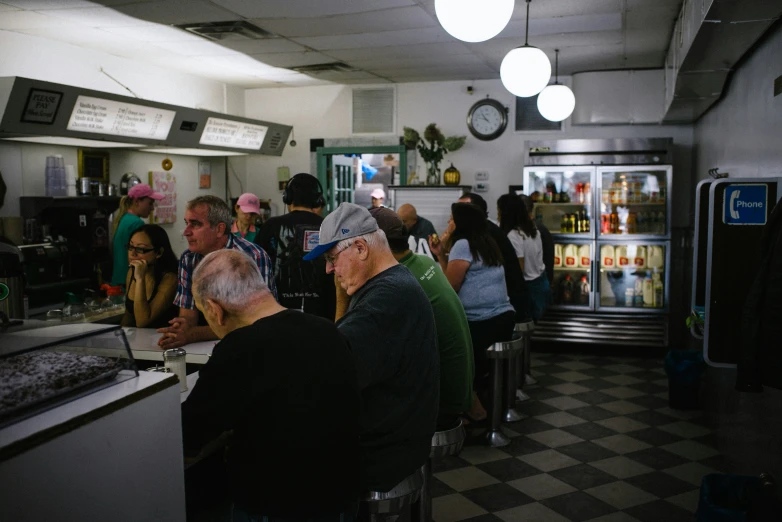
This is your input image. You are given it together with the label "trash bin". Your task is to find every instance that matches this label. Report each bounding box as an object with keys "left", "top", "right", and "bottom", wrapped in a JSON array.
[
  {"left": 697, "top": 473, "right": 762, "bottom": 522},
  {"left": 664, "top": 349, "right": 705, "bottom": 409}
]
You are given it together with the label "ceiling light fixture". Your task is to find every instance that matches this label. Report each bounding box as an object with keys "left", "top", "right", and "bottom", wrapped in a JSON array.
[
  {"left": 537, "top": 49, "right": 576, "bottom": 122},
  {"left": 500, "top": 0, "right": 551, "bottom": 97},
  {"left": 435, "top": 0, "right": 515, "bottom": 43}
]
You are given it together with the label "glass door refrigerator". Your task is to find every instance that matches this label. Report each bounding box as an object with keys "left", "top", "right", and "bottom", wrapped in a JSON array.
[{"left": 523, "top": 165, "right": 672, "bottom": 346}]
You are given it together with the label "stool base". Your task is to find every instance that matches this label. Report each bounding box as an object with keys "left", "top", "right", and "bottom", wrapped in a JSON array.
[
  {"left": 524, "top": 374, "right": 537, "bottom": 386},
  {"left": 516, "top": 389, "right": 531, "bottom": 402},
  {"left": 504, "top": 408, "right": 523, "bottom": 422},
  {"left": 485, "top": 429, "right": 511, "bottom": 447}
]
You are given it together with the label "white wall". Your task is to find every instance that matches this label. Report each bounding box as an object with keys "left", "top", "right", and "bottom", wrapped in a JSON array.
[{"left": 244, "top": 79, "right": 694, "bottom": 227}]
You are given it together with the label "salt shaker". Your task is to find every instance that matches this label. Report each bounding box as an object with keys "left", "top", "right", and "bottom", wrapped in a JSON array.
[{"left": 163, "top": 348, "right": 187, "bottom": 392}]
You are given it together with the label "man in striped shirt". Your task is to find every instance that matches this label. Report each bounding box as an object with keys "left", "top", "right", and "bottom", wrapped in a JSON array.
[{"left": 157, "top": 195, "right": 277, "bottom": 348}]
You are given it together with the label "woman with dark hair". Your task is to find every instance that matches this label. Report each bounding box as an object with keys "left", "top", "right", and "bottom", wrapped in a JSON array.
[
  {"left": 110, "top": 184, "right": 164, "bottom": 286},
  {"left": 122, "top": 224, "right": 179, "bottom": 328},
  {"left": 430, "top": 202, "right": 515, "bottom": 423},
  {"left": 498, "top": 194, "right": 550, "bottom": 321}
]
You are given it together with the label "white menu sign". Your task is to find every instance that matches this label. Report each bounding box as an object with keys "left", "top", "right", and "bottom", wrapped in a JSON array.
[
  {"left": 199, "top": 117, "right": 267, "bottom": 150},
  {"left": 66, "top": 95, "right": 175, "bottom": 140}
]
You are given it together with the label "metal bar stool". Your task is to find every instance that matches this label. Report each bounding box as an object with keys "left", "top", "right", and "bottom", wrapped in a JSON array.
[
  {"left": 485, "top": 332, "right": 523, "bottom": 447},
  {"left": 416, "top": 421, "right": 466, "bottom": 522},
  {"left": 361, "top": 468, "right": 424, "bottom": 522},
  {"left": 515, "top": 320, "right": 538, "bottom": 390}
]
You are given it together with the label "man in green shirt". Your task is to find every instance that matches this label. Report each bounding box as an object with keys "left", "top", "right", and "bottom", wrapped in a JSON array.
[{"left": 369, "top": 207, "right": 474, "bottom": 428}]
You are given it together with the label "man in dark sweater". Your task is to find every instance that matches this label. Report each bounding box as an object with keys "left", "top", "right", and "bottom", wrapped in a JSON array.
[
  {"left": 181, "top": 250, "right": 361, "bottom": 520},
  {"left": 458, "top": 192, "right": 527, "bottom": 320},
  {"left": 304, "top": 203, "right": 439, "bottom": 494}
]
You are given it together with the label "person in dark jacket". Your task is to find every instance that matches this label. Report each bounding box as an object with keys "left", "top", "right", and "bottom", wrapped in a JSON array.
[{"left": 458, "top": 193, "right": 527, "bottom": 321}]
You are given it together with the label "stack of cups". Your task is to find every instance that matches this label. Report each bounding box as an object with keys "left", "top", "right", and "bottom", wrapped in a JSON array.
[
  {"left": 45, "top": 155, "right": 67, "bottom": 196},
  {"left": 65, "top": 165, "right": 77, "bottom": 197}
]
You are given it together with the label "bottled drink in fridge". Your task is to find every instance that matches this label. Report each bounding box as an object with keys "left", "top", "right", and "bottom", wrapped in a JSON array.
[
  {"left": 653, "top": 273, "right": 664, "bottom": 308},
  {"left": 643, "top": 275, "right": 654, "bottom": 307},
  {"left": 578, "top": 275, "right": 590, "bottom": 305},
  {"left": 561, "top": 274, "right": 574, "bottom": 303}
]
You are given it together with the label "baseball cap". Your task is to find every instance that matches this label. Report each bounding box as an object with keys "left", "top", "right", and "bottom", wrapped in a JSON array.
[
  {"left": 236, "top": 193, "right": 261, "bottom": 215},
  {"left": 303, "top": 202, "right": 379, "bottom": 261},
  {"left": 370, "top": 188, "right": 385, "bottom": 200},
  {"left": 128, "top": 183, "right": 164, "bottom": 200},
  {"left": 369, "top": 207, "right": 406, "bottom": 242}
]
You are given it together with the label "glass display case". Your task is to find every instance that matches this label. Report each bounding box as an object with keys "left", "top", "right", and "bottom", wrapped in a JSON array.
[
  {"left": 597, "top": 166, "right": 671, "bottom": 238},
  {"left": 0, "top": 322, "right": 137, "bottom": 427},
  {"left": 524, "top": 167, "right": 595, "bottom": 238},
  {"left": 597, "top": 241, "right": 668, "bottom": 313},
  {"left": 550, "top": 240, "right": 593, "bottom": 310}
]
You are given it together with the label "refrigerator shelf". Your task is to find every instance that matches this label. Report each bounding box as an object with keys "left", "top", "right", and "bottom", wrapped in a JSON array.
[
  {"left": 554, "top": 267, "right": 591, "bottom": 271},
  {"left": 534, "top": 202, "right": 591, "bottom": 206}
]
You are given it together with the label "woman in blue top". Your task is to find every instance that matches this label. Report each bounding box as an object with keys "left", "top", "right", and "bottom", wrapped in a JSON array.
[
  {"left": 430, "top": 202, "right": 515, "bottom": 423},
  {"left": 110, "top": 183, "right": 164, "bottom": 286}
]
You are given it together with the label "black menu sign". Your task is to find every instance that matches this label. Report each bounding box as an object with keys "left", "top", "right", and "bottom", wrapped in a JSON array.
[{"left": 21, "top": 88, "right": 63, "bottom": 124}]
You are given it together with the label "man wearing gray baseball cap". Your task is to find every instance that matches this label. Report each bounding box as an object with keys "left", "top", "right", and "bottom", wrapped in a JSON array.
[{"left": 305, "top": 202, "right": 439, "bottom": 497}]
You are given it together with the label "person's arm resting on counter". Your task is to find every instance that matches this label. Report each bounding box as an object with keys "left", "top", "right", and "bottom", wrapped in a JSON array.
[
  {"left": 158, "top": 255, "right": 218, "bottom": 348},
  {"left": 131, "top": 271, "right": 178, "bottom": 328}
]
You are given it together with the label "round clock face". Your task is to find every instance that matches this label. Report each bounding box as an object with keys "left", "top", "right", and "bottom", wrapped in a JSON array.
[{"left": 467, "top": 99, "right": 507, "bottom": 141}]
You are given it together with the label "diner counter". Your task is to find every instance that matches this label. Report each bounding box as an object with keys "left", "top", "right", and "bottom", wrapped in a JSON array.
[{"left": 122, "top": 328, "right": 217, "bottom": 364}]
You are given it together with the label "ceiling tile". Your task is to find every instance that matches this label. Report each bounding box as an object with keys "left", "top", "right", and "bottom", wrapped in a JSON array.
[
  {"left": 16, "top": 25, "right": 121, "bottom": 45},
  {"left": 292, "top": 26, "right": 453, "bottom": 50},
  {"left": 38, "top": 6, "right": 158, "bottom": 27},
  {"left": 325, "top": 41, "right": 472, "bottom": 61},
  {"left": 210, "top": 0, "right": 415, "bottom": 19},
  {"left": 0, "top": 10, "right": 67, "bottom": 29},
  {"left": 348, "top": 53, "right": 485, "bottom": 70},
  {"left": 150, "top": 40, "right": 242, "bottom": 57},
  {"left": 0, "top": 3, "right": 22, "bottom": 11},
  {"left": 247, "top": 51, "right": 340, "bottom": 68},
  {"left": 115, "top": 0, "right": 242, "bottom": 26},
  {"left": 372, "top": 63, "right": 497, "bottom": 78},
  {"left": 100, "top": 24, "right": 205, "bottom": 42},
  {"left": 2, "top": 0, "right": 97, "bottom": 8},
  {"left": 626, "top": 9, "right": 679, "bottom": 30},
  {"left": 498, "top": 13, "right": 623, "bottom": 40},
  {"left": 511, "top": 0, "right": 622, "bottom": 19},
  {"left": 219, "top": 38, "right": 307, "bottom": 54},
  {"left": 250, "top": 5, "right": 437, "bottom": 38},
  {"left": 468, "top": 31, "right": 624, "bottom": 59}
]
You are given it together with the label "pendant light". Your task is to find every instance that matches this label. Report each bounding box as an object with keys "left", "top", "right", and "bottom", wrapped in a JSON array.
[
  {"left": 537, "top": 49, "right": 576, "bottom": 122},
  {"left": 435, "top": 0, "right": 515, "bottom": 43},
  {"left": 500, "top": 0, "right": 551, "bottom": 97}
]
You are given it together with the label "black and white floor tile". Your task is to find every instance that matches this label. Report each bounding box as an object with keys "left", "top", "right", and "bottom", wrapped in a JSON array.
[{"left": 431, "top": 352, "right": 729, "bottom": 522}]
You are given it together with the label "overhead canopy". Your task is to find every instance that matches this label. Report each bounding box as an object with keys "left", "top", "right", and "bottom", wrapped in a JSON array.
[{"left": 0, "top": 76, "right": 291, "bottom": 156}]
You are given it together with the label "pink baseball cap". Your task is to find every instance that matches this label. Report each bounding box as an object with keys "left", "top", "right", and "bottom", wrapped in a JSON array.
[
  {"left": 370, "top": 188, "right": 385, "bottom": 200},
  {"left": 128, "top": 183, "right": 164, "bottom": 200},
  {"left": 237, "top": 193, "right": 261, "bottom": 215}
]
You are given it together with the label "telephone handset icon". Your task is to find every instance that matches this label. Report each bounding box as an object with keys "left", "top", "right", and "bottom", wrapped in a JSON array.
[{"left": 729, "top": 190, "right": 741, "bottom": 219}]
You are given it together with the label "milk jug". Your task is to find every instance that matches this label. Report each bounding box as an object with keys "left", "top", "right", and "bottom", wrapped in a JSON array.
[
  {"left": 648, "top": 246, "right": 664, "bottom": 269},
  {"left": 563, "top": 244, "right": 577, "bottom": 268},
  {"left": 578, "top": 245, "right": 591, "bottom": 267},
  {"left": 634, "top": 246, "right": 647, "bottom": 268},
  {"left": 554, "top": 244, "right": 563, "bottom": 268},
  {"left": 615, "top": 245, "right": 630, "bottom": 268},
  {"left": 601, "top": 245, "right": 615, "bottom": 268}
]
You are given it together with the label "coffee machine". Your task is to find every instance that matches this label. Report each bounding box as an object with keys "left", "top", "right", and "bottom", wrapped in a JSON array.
[{"left": 0, "top": 240, "right": 25, "bottom": 319}]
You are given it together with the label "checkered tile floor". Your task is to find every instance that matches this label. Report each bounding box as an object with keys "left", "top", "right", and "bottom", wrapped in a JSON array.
[{"left": 431, "top": 352, "right": 732, "bottom": 522}]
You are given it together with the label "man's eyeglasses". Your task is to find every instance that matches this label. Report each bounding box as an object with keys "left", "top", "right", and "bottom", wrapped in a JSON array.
[
  {"left": 325, "top": 242, "right": 354, "bottom": 267},
  {"left": 127, "top": 244, "right": 156, "bottom": 255}
]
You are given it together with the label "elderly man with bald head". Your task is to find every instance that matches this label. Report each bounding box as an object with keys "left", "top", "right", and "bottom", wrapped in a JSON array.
[
  {"left": 181, "top": 249, "right": 361, "bottom": 521},
  {"left": 397, "top": 203, "right": 437, "bottom": 259}
]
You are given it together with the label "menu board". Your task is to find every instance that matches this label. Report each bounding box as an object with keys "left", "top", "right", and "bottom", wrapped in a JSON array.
[
  {"left": 66, "top": 95, "right": 175, "bottom": 140},
  {"left": 199, "top": 117, "right": 267, "bottom": 150}
]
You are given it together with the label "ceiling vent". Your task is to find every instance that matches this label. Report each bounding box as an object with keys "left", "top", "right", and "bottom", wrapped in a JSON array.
[
  {"left": 352, "top": 87, "right": 395, "bottom": 135},
  {"left": 291, "top": 62, "right": 356, "bottom": 74},
  {"left": 515, "top": 95, "right": 562, "bottom": 132},
  {"left": 176, "top": 21, "right": 276, "bottom": 41}
]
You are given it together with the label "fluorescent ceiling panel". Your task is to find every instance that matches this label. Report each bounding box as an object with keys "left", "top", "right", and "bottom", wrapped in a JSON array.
[
  {"left": 251, "top": 6, "right": 436, "bottom": 38},
  {"left": 139, "top": 147, "right": 247, "bottom": 156},
  {"left": 210, "top": 0, "right": 414, "bottom": 19},
  {"left": 3, "top": 136, "right": 140, "bottom": 147}
]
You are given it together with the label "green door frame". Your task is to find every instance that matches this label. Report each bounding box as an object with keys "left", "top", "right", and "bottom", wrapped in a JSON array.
[{"left": 316, "top": 145, "right": 408, "bottom": 214}]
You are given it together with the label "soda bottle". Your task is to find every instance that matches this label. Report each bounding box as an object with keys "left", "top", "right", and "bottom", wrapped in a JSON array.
[
  {"left": 561, "top": 214, "right": 568, "bottom": 233},
  {"left": 569, "top": 214, "right": 576, "bottom": 234},
  {"left": 561, "top": 274, "right": 574, "bottom": 303},
  {"left": 578, "top": 275, "right": 590, "bottom": 305}
]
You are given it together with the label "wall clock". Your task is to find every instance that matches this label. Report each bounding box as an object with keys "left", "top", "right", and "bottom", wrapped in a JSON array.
[{"left": 466, "top": 98, "right": 508, "bottom": 141}]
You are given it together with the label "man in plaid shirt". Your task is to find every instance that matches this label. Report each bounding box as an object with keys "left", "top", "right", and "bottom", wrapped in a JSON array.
[{"left": 158, "top": 195, "right": 277, "bottom": 348}]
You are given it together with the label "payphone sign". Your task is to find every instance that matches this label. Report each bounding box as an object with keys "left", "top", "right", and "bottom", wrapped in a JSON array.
[{"left": 723, "top": 184, "right": 768, "bottom": 225}]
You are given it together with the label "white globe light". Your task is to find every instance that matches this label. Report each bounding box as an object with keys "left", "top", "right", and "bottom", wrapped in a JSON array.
[
  {"left": 500, "top": 46, "right": 551, "bottom": 97},
  {"left": 537, "top": 84, "right": 576, "bottom": 122},
  {"left": 435, "top": 0, "right": 515, "bottom": 43}
]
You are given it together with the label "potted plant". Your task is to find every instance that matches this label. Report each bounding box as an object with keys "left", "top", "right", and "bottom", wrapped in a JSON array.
[{"left": 403, "top": 124, "right": 466, "bottom": 185}]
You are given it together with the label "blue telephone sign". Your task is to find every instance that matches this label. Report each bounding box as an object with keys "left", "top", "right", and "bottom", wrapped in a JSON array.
[{"left": 723, "top": 184, "right": 768, "bottom": 225}]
